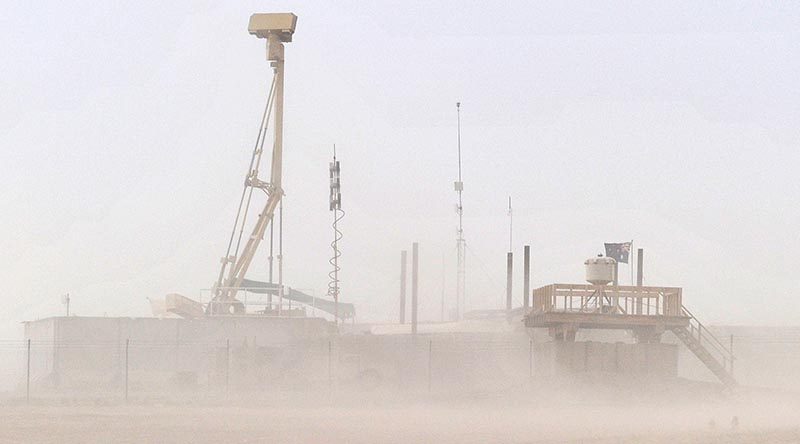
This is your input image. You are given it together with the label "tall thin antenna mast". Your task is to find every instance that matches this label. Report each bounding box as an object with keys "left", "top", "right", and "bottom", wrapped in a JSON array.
[{"left": 455, "top": 102, "right": 466, "bottom": 320}]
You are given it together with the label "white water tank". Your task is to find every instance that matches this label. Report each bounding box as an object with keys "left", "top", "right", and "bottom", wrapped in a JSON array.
[{"left": 585, "top": 256, "right": 616, "bottom": 285}]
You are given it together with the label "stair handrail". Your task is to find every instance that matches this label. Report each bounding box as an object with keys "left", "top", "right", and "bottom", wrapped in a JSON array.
[{"left": 681, "top": 304, "right": 734, "bottom": 368}]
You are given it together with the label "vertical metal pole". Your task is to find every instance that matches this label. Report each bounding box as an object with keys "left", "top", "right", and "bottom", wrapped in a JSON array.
[
  {"left": 26, "top": 339, "right": 31, "bottom": 403},
  {"left": 412, "top": 243, "right": 419, "bottom": 335},
  {"left": 270, "top": 34, "right": 286, "bottom": 318},
  {"left": 523, "top": 246, "right": 530, "bottom": 310},
  {"left": 636, "top": 248, "right": 644, "bottom": 315},
  {"left": 400, "top": 250, "right": 407, "bottom": 324},
  {"left": 529, "top": 339, "right": 533, "bottom": 380},
  {"left": 506, "top": 252, "right": 513, "bottom": 313},
  {"left": 730, "top": 334, "right": 735, "bottom": 375},
  {"left": 327, "top": 340, "right": 332, "bottom": 393},
  {"left": 269, "top": 33, "right": 285, "bottom": 190},
  {"left": 630, "top": 240, "right": 634, "bottom": 286},
  {"left": 440, "top": 252, "right": 445, "bottom": 322},
  {"left": 456, "top": 238, "right": 465, "bottom": 320},
  {"left": 278, "top": 200, "right": 283, "bottom": 316},
  {"left": 124, "top": 339, "right": 129, "bottom": 403},
  {"left": 225, "top": 339, "right": 230, "bottom": 393},
  {"left": 428, "top": 340, "right": 432, "bottom": 392},
  {"left": 636, "top": 248, "right": 644, "bottom": 286},
  {"left": 268, "top": 217, "right": 274, "bottom": 309},
  {"left": 508, "top": 196, "right": 513, "bottom": 252}
]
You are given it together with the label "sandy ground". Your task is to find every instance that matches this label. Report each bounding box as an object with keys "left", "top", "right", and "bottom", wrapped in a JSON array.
[
  {"left": 1, "top": 392, "right": 799, "bottom": 444},
  {"left": 1, "top": 379, "right": 798, "bottom": 443}
]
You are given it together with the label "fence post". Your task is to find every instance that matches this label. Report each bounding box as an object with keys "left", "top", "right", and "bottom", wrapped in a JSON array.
[
  {"left": 529, "top": 339, "right": 533, "bottom": 381},
  {"left": 427, "top": 340, "right": 432, "bottom": 392},
  {"left": 730, "top": 334, "right": 735, "bottom": 376},
  {"left": 26, "top": 339, "right": 31, "bottom": 404},
  {"left": 225, "top": 339, "right": 230, "bottom": 393},
  {"left": 124, "top": 339, "right": 129, "bottom": 403},
  {"left": 327, "top": 340, "right": 332, "bottom": 394}
]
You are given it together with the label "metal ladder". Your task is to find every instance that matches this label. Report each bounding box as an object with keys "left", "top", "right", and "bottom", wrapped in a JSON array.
[{"left": 670, "top": 305, "right": 737, "bottom": 389}]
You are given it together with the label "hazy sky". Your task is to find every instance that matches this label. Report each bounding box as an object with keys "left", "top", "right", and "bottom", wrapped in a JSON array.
[{"left": 1, "top": 1, "right": 799, "bottom": 336}]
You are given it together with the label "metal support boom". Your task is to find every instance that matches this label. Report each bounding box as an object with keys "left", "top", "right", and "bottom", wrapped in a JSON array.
[{"left": 210, "top": 17, "right": 293, "bottom": 314}]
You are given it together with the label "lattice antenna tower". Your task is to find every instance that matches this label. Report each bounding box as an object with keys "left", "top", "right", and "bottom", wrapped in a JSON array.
[{"left": 328, "top": 145, "right": 344, "bottom": 325}]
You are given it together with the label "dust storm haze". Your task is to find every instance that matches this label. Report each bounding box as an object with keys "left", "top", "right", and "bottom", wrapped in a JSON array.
[{"left": 1, "top": 1, "right": 799, "bottom": 443}]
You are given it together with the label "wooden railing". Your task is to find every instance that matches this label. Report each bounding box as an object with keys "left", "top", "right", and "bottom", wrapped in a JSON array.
[{"left": 532, "top": 284, "right": 684, "bottom": 317}]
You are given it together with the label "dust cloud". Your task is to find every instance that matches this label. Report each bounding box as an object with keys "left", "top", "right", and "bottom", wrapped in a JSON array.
[
  {"left": 1, "top": 377, "right": 799, "bottom": 443},
  {"left": 4, "top": 2, "right": 800, "bottom": 443},
  {"left": 2, "top": 323, "right": 800, "bottom": 443}
]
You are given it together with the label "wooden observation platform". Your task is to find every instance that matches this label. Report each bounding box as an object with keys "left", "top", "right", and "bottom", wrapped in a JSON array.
[{"left": 525, "top": 283, "right": 737, "bottom": 388}]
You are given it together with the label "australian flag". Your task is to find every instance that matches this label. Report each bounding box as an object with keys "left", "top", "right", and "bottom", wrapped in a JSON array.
[{"left": 604, "top": 242, "right": 631, "bottom": 264}]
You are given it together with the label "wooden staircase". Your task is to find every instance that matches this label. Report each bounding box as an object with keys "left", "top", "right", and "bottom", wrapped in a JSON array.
[{"left": 670, "top": 305, "right": 736, "bottom": 389}]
